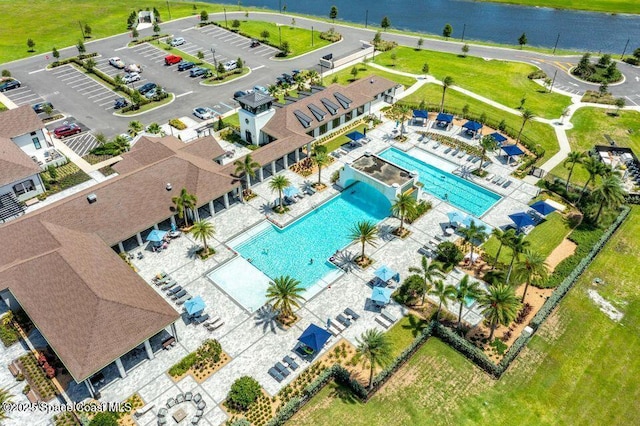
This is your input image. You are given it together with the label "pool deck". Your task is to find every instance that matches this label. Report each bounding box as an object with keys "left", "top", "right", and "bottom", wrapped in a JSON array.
[{"left": 0, "top": 119, "right": 540, "bottom": 426}]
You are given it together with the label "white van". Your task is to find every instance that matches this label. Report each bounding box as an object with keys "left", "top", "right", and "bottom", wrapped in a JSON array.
[
  {"left": 223, "top": 60, "right": 238, "bottom": 71},
  {"left": 169, "top": 37, "right": 185, "bottom": 47}
]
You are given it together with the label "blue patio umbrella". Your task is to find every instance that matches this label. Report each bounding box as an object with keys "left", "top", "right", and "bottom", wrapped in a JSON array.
[
  {"left": 447, "top": 211, "right": 466, "bottom": 226},
  {"left": 530, "top": 200, "right": 557, "bottom": 216},
  {"left": 371, "top": 287, "right": 393, "bottom": 304},
  {"left": 413, "top": 110, "right": 429, "bottom": 119},
  {"left": 298, "top": 324, "right": 332, "bottom": 353},
  {"left": 502, "top": 144, "right": 524, "bottom": 157},
  {"left": 462, "top": 121, "right": 483, "bottom": 132},
  {"left": 374, "top": 265, "right": 398, "bottom": 282},
  {"left": 283, "top": 186, "right": 300, "bottom": 198},
  {"left": 346, "top": 131, "right": 365, "bottom": 142},
  {"left": 184, "top": 296, "right": 206, "bottom": 316},
  {"left": 489, "top": 132, "right": 507, "bottom": 145},
  {"left": 436, "top": 113, "right": 453, "bottom": 123},
  {"left": 146, "top": 229, "right": 167, "bottom": 242},
  {"left": 509, "top": 212, "right": 535, "bottom": 231}
]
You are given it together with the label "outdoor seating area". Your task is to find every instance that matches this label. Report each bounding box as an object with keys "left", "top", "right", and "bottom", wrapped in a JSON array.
[
  {"left": 158, "top": 391, "right": 205, "bottom": 425},
  {"left": 153, "top": 271, "right": 193, "bottom": 305}
]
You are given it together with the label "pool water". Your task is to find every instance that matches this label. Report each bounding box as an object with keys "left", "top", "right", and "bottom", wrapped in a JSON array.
[
  {"left": 378, "top": 148, "right": 501, "bottom": 217},
  {"left": 464, "top": 296, "right": 476, "bottom": 308},
  {"left": 231, "top": 182, "right": 391, "bottom": 288}
]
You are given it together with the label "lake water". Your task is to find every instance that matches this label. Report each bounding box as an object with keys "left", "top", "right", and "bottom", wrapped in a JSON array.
[{"left": 207, "top": 0, "right": 639, "bottom": 52}]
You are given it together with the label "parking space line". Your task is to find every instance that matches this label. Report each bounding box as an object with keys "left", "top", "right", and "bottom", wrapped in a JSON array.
[
  {"left": 68, "top": 79, "right": 93, "bottom": 87},
  {"left": 88, "top": 91, "right": 110, "bottom": 99},
  {"left": 52, "top": 68, "right": 72, "bottom": 75},
  {"left": 252, "top": 65, "right": 265, "bottom": 71},
  {"left": 60, "top": 75, "right": 78, "bottom": 82},
  {"left": 93, "top": 93, "right": 115, "bottom": 102},
  {"left": 79, "top": 87, "right": 105, "bottom": 96},
  {"left": 114, "top": 46, "right": 127, "bottom": 51},
  {"left": 98, "top": 99, "right": 116, "bottom": 106}
]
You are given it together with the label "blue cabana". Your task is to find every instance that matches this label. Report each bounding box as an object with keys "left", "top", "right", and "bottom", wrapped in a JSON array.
[
  {"left": 463, "top": 121, "right": 483, "bottom": 132},
  {"left": 146, "top": 229, "right": 167, "bottom": 242},
  {"left": 447, "top": 211, "right": 466, "bottom": 226},
  {"left": 509, "top": 212, "right": 535, "bottom": 231},
  {"left": 413, "top": 110, "right": 429, "bottom": 119},
  {"left": 502, "top": 144, "right": 524, "bottom": 157},
  {"left": 346, "top": 131, "right": 365, "bottom": 142},
  {"left": 489, "top": 132, "right": 507, "bottom": 145},
  {"left": 530, "top": 200, "right": 557, "bottom": 216},
  {"left": 184, "top": 296, "right": 206, "bottom": 317},
  {"left": 283, "top": 186, "right": 300, "bottom": 198},
  {"left": 371, "top": 287, "right": 393, "bottom": 304},
  {"left": 374, "top": 265, "right": 399, "bottom": 282},
  {"left": 298, "top": 324, "right": 332, "bottom": 353},
  {"left": 436, "top": 113, "right": 453, "bottom": 124}
]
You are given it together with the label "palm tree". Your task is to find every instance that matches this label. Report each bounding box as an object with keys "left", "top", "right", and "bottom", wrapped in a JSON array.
[
  {"left": 516, "top": 109, "right": 535, "bottom": 144},
  {"left": 147, "top": 122, "right": 164, "bottom": 135},
  {"left": 128, "top": 120, "right": 143, "bottom": 136},
  {"left": 392, "top": 103, "right": 411, "bottom": 134},
  {"left": 407, "top": 256, "right": 444, "bottom": 305},
  {"left": 491, "top": 228, "right": 515, "bottom": 268},
  {"left": 234, "top": 154, "right": 260, "bottom": 192},
  {"left": 391, "top": 192, "right": 417, "bottom": 234},
  {"left": 592, "top": 175, "right": 625, "bottom": 223},
  {"left": 348, "top": 220, "right": 379, "bottom": 262},
  {"left": 269, "top": 174, "right": 290, "bottom": 210},
  {"left": 506, "top": 233, "right": 530, "bottom": 284},
  {"left": 478, "top": 283, "right": 520, "bottom": 341},
  {"left": 453, "top": 275, "right": 482, "bottom": 331},
  {"left": 478, "top": 135, "right": 498, "bottom": 173},
  {"left": 513, "top": 249, "right": 548, "bottom": 303},
  {"left": 440, "top": 76, "right": 454, "bottom": 112},
  {"left": 190, "top": 219, "right": 215, "bottom": 254},
  {"left": 577, "top": 156, "right": 607, "bottom": 204},
  {"left": 0, "top": 387, "right": 12, "bottom": 421},
  {"left": 113, "top": 74, "right": 125, "bottom": 90},
  {"left": 312, "top": 152, "right": 331, "bottom": 185},
  {"left": 459, "top": 220, "right": 487, "bottom": 264},
  {"left": 563, "top": 151, "right": 586, "bottom": 192},
  {"left": 172, "top": 188, "right": 197, "bottom": 227},
  {"left": 265, "top": 275, "right": 306, "bottom": 319},
  {"left": 355, "top": 329, "right": 393, "bottom": 390},
  {"left": 429, "top": 279, "right": 456, "bottom": 320}
]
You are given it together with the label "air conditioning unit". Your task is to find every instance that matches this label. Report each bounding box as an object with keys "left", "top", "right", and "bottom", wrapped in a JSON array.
[{"left": 87, "top": 194, "right": 97, "bottom": 204}]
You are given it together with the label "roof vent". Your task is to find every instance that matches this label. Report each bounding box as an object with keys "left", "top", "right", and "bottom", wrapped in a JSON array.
[
  {"left": 364, "top": 150, "right": 372, "bottom": 157},
  {"left": 87, "top": 194, "right": 97, "bottom": 204},
  {"left": 166, "top": 183, "right": 173, "bottom": 191},
  {"left": 370, "top": 79, "right": 374, "bottom": 84}
]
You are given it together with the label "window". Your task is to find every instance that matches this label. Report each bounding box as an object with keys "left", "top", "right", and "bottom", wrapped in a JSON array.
[
  {"left": 332, "top": 117, "right": 341, "bottom": 129},
  {"left": 245, "top": 130, "right": 253, "bottom": 144},
  {"left": 13, "top": 180, "right": 35, "bottom": 196},
  {"left": 345, "top": 111, "right": 353, "bottom": 122},
  {"left": 357, "top": 106, "right": 365, "bottom": 116},
  {"left": 32, "top": 137, "right": 41, "bottom": 149},
  {"left": 319, "top": 123, "right": 328, "bottom": 135}
]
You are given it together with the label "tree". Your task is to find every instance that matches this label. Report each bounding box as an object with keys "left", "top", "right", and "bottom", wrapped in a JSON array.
[
  {"left": 234, "top": 154, "right": 260, "bottom": 191},
  {"left": 128, "top": 120, "right": 143, "bottom": 136},
  {"left": 153, "top": 7, "right": 161, "bottom": 22},
  {"left": 329, "top": 5, "right": 338, "bottom": 22},
  {"left": 260, "top": 30, "right": 270, "bottom": 40},
  {"left": 196, "top": 50, "right": 205, "bottom": 62},
  {"left": 130, "top": 90, "right": 143, "bottom": 108},
  {"left": 598, "top": 53, "right": 612, "bottom": 67},
  {"left": 564, "top": 151, "right": 586, "bottom": 192},
  {"left": 443, "top": 24, "right": 453, "bottom": 38},
  {"left": 265, "top": 275, "right": 305, "bottom": 318},
  {"left": 478, "top": 135, "right": 498, "bottom": 173},
  {"left": 153, "top": 22, "right": 160, "bottom": 36},
  {"left": 52, "top": 47, "right": 60, "bottom": 61},
  {"left": 453, "top": 275, "right": 482, "bottom": 330},
  {"left": 506, "top": 233, "right": 530, "bottom": 284},
  {"left": 236, "top": 57, "right": 243, "bottom": 69},
  {"left": 269, "top": 174, "right": 290, "bottom": 210},
  {"left": 592, "top": 175, "right": 625, "bottom": 223},
  {"left": 76, "top": 40, "right": 86, "bottom": 55},
  {"left": 491, "top": 228, "right": 515, "bottom": 268},
  {"left": 373, "top": 31, "right": 381, "bottom": 45},
  {"left": 27, "top": 38, "right": 35, "bottom": 52},
  {"left": 390, "top": 52, "right": 397, "bottom": 67},
  {"left": 461, "top": 43, "right": 469, "bottom": 57},
  {"left": 391, "top": 192, "right": 417, "bottom": 234},
  {"left": 0, "top": 387, "right": 13, "bottom": 422},
  {"left": 85, "top": 58, "right": 96, "bottom": 72},
  {"left": 516, "top": 109, "right": 535, "bottom": 144},
  {"left": 422, "top": 62, "right": 429, "bottom": 74},
  {"left": 190, "top": 219, "right": 215, "bottom": 253},
  {"left": 312, "top": 152, "right": 331, "bottom": 185},
  {"left": 172, "top": 188, "right": 197, "bottom": 227},
  {"left": 599, "top": 81, "right": 609, "bottom": 96},
  {"left": 518, "top": 32, "right": 527, "bottom": 49},
  {"left": 578, "top": 156, "right": 607, "bottom": 204},
  {"left": 417, "top": 37, "right": 424, "bottom": 50},
  {"left": 356, "top": 329, "right": 392, "bottom": 390},
  {"left": 348, "top": 220, "right": 378, "bottom": 262},
  {"left": 459, "top": 220, "right": 487, "bottom": 264},
  {"left": 84, "top": 24, "right": 92, "bottom": 38},
  {"left": 200, "top": 10, "right": 209, "bottom": 22},
  {"left": 429, "top": 279, "right": 456, "bottom": 320},
  {"left": 614, "top": 97, "right": 625, "bottom": 115},
  {"left": 147, "top": 122, "right": 163, "bottom": 135},
  {"left": 217, "top": 62, "right": 226, "bottom": 76},
  {"left": 228, "top": 376, "right": 261, "bottom": 410},
  {"left": 88, "top": 412, "right": 118, "bottom": 426},
  {"left": 232, "top": 19, "right": 241, "bottom": 29},
  {"left": 132, "top": 28, "right": 139, "bottom": 40},
  {"left": 435, "top": 241, "right": 463, "bottom": 269},
  {"left": 440, "top": 76, "right": 454, "bottom": 112},
  {"left": 514, "top": 249, "right": 548, "bottom": 303},
  {"left": 350, "top": 66, "right": 359, "bottom": 80},
  {"left": 281, "top": 41, "right": 290, "bottom": 54},
  {"left": 381, "top": 16, "right": 391, "bottom": 31},
  {"left": 407, "top": 256, "right": 444, "bottom": 306},
  {"left": 42, "top": 103, "right": 54, "bottom": 117},
  {"left": 391, "top": 103, "right": 411, "bottom": 134},
  {"left": 478, "top": 283, "right": 520, "bottom": 341}
]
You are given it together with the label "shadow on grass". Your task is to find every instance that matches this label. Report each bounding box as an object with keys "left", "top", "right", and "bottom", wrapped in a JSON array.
[
  {"left": 328, "top": 382, "right": 361, "bottom": 405},
  {"left": 401, "top": 314, "right": 430, "bottom": 337}
]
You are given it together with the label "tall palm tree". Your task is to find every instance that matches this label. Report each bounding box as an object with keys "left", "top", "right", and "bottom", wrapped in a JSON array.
[
  {"left": 348, "top": 220, "right": 379, "bottom": 262},
  {"left": 355, "top": 329, "right": 393, "bottom": 390},
  {"left": 391, "top": 192, "right": 417, "bottom": 234},
  {"left": 0, "top": 387, "right": 12, "bottom": 421},
  {"left": 577, "top": 156, "right": 607, "bottom": 204},
  {"left": 563, "top": 151, "right": 586, "bottom": 192},
  {"left": 453, "top": 275, "right": 483, "bottom": 330},
  {"left": 395, "top": 104, "right": 411, "bottom": 134},
  {"left": 429, "top": 279, "right": 456, "bottom": 320},
  {"left": 407, "top": 256, "right": 444, "bottom": 305},
  {"left": 265, "top": 275, "right": 306, "bottom": 319},
  {"left": 513, "top": 249, "right": 548, "bottom": 303},
  {"left": 592, "top": 175, "right": 625, "bottom": 223},
  {"left": 491, "top": 228, "right": 515, "bottom": 268},
  {"left": 269, "top": 174, "right": 291, "bottom": 210},
  {"left": 190, "top": 219, "right": 215, "bottom": 254},
  {"left": 312, "top": 152, "right": 331, "bottom": 185},
  {"left": 172, "top": 188, "right": 197, "bottom": 227},
  {"left": 478, "top": 135, "right": 498, "bottom": 173},
  {"left": 478, "top": 283, "right": 520, "bottom": 341},
  {"left": 440, "top": 76, "right": 454, "bottom": 112},
  {"left": 459, "top": 220, "right": 487, "bottom": 264},
  {"left": 506, "top": 233, "right": 530, "bottom": 284},
  {"left": 516, "top": 109, "right": 535, "bottom": 144},
  {"left": 234, "top": 154, "right": 260, "bottom": 192}
]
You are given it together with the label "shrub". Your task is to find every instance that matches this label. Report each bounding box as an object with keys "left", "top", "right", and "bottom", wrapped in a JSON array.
[
  {"left": 169, "top": 118, "right": 187, "bottom": 130},
  {"left": 88, "top": 412, "right": 118, "bottom": 426},
  {"left": 527, "top": 69, "right": 547, "bottom": 80},
  {"left": 228, "top": 376, "right": 261, "bottom": 410},
  {"left": 319, "top": 28, "right": 341, "bottom": 42},
  {"left": 330, "top": 170, "right": 340, "bottom": 184},
  {"left": 168, "top": 353, "right": 197, "bottom": 377},
  {"left": 231, "top": 419, "right": 251, "bottom": 426},
  {"left": 435, "top": 241, "right": 463, "bottom": 269}
]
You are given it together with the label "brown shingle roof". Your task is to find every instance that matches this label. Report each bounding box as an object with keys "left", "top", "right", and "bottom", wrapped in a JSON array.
[
  {"left": 0, "top": 105, "right": 44, "bottom": 138},
  {"left": 0, "top": 136, "right": 41, "bottom": 186}
]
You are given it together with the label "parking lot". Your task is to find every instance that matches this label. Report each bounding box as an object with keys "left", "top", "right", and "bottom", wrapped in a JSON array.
[
  {"left": 51, "top": 65, "right": 122, "bottom": 111},
  {"left": 44, "top": 118, "right": 99, "bottom": 157},
  {"left": 1, "top": 82, "right": 45, "bottom": 107},
  {"left": 197, "top": 25, "right": 278, "bottom": 60}
]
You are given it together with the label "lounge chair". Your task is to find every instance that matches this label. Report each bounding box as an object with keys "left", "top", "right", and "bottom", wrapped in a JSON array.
[
  {"left": 171, "top": 289, "right": 186, "bottom": 300},
  {"left": 283, "top": 355, "right": 299, "bottom": 370},
  {"left": 457, "top": 150, "right": 466, "bottom": 158},
  {"left": 161, "top": 280, "right": 177, "bottom": 291},
  {"left": 451, "top": 149, "right": 459, "bottom": 156},
  {"left": 494, "top": 177, "right": 506, "bottom": 186},
  {"left": 375, "top": 315, "right": 392, "bottom": 328},
  {"left": 275, "top": 362, "right": 290, "bottom": 377},
  {"left": 193, "top": 393, "right": 202, "bottom": 403},
  {"left": 195, "top": 409, "right": 204, "bottom": 417},
  {"left": 471, "top": 156, "right": 481, "bottom": 164},
  {"left": 196, "top": 401, "right": 206, "bottom": 410},
  {"left": 157, "top": 408, "right": 168, "bottom": 418},
  {"left": 158, "top": 418, "right": 168, "bottom": 426},
  {"left": 167, "top": 285, "right": 182, "bottom": 295},
  {"left": 432, "top": 142, "right": 441, "bottom": 149},
  {"left": 502, "top": 180, "right": 512, "bottom": 188},
  {"left": 329, "top": 319, "right": 345, "bottom": 332},
  {"left": 176, "top": 393, "right": 185, "bottom": 403},
  {"left": 166, "top": 398, "right": 176, "bottom": 408},
  {"left": 484, "top": 173, "right": 495, "bottom": 181},
  {"left": 482, "top": 161, "right": 492, "bottom": 168},
  {"left": 443, "top": 147, "right": 452, "bottom": 154},
  {"left": 184, "top": 392, "right": 192, "bottom": 401},
  {"left": 344, "top": 308, "right": 360, "bottom": 320},
  {"left": 268, "top": 367, "right": 284, "bottom": 382},
  {"left": 191, "top": 418, "right": 200, "bottom": 425},
  {"left": 204, "top": 317, "right": 221, "bottom": 327},
  {"left": 175, "top": 293, "right": 192, "bottom": 305},
  {"left": 193, "top": 313, "right": 210, "bottom": 324},
  {"left": 336, "top": 314, "right": 352, "bottom": 327},
  {"left": 381, "top": 310, "right": 398, "bottom": 323},
  {"left": 207, "top": 321, "right": 224, "bottom": 331}
]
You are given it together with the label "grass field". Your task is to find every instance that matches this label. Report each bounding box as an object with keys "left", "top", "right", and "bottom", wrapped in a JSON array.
[
  {"left": 324, "top": 65, "right": 417, "bottom": 89},
  {"left": 374, "top": 47, "right": 572, "bottom": 119},
  {"left": 292, "top": 206, "right": 640, "bottom": 426},
  {"left": 477, "top": 0, "right": 640, "bottom": 14},
  {"left": 402, "top": 84, "right": 558, "bottom": 162}
]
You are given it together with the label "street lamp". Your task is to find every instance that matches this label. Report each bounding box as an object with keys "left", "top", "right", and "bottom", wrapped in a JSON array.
[
  {"left": 278, "top": 24, "right": 282, "bottom": 48},
  {"left": 211, "top": 47, "right": 217, "bottom": 70},
  {"left": 166, "top": 0, "right": 172, "bottom": 20},
  {"left": 224, "top": 8, "right": 228, "bottom": 28},
  {"left": 311, "top": 26, "right": 314, "bottom": 47},
  {"left": 365, "top": 10, "right": 368, "bottom": 28}
]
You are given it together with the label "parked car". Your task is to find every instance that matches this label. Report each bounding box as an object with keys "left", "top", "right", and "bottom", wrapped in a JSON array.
[
  {"left": 233, "top": 90, "right": 248, "bottom": 100},
  {"left": 223, "top": 60, "right": 238, "bottom": 71},
  {"left": 189, "top": 67, "right": 207, "bottom": 78},
  {"left": 54, "top": 123, "right": 81, "bottom": 138},
  {"left": 177, "top": 61, "right": 195, "bottom": 71},
  {"left": 275, "top": 76, "right": 287, "bottom": 85},
  {"left": 250, "top": 39, "right": 260, "bottom": 48},
  {"left": 253, "top": 85, "right": 269, "bottom": 95},
  {"left": 32, "top": 102, "right": 53, "bottom": 113},
  {"left": 169, "top": 37, "right": 185, "bottom": 47},
  {"left": 124, "top": 64, "right": 142, "bottom": 73},
  {"left": 164, "top": 55, "right": 182, "bottom": 65},
  {"left": 144, "top": 88, "right": 161, "bottom": 99},
  {"left": 282, "top": 73, "right": 295, "bottom": 84},
  {"left": 138, "top": 82, "right": 157, "bottom": 95},
  {"left": 122, "top": 73, "right": 140, "bottom": 84},
  {"left": 193, "top": 107, "right": 215, "bottom": 120},
  {"left": 114, "top": 98, "right": 128, "bottom": 109},
  {"left": 109, "top": 57, "right": 125, "bottom": 69},
  {"left": 0, "top": 79, "right": 21, "bottom": 92}
]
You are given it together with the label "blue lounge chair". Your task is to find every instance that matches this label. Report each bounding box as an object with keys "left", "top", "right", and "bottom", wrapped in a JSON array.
[
  {"left": 167, "top": 285, "right": 182, "bottom": 295},
  {"left": 268, "top": 367, "right": 284, "bottom": 382},
  {"left": 275, "top": 362, "right": 290, "bottom": 377},
  {"left": 283, "top": 355, "right": 299, "bottom": 370},
  {"left": 344, "top": 308, "right": 360, "bottom": 320},
  {"left": 172, "top": 289, "right": 187, "bottom": 300},
  {"left": 193, "top": 313, "right": 210, "bottom": 324},
  {"left": 336, "top": 314, "right": 352, "bottom": 327}
]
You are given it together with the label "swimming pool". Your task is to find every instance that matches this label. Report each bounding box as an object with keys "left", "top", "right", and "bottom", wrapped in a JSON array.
[
  {"left": 230, "top": 182, "right": 391, "bottom": 289},
  {"left": 378, "top": 148, "right": 501, "bottom": 217}
]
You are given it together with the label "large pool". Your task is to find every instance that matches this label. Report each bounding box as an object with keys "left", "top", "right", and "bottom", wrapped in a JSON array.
[
  {"left": 230, "top": 182, "right": 391, "bottom": 289},
  {"left": 378, "top": 148, "right": 501, "bottom": 217}
]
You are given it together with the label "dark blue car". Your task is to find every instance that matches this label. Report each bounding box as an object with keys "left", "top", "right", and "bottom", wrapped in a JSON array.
[{"left": 178, "top": 61, "right": 195, "bottom": 71}]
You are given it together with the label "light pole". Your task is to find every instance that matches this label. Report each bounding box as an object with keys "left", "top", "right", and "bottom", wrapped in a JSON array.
[
  {"left": 224, "top": 8, "right": 228, "bottom": 28},
  {"left": 621, "top": 38, "right": 630, "bottom": 59},
  {"left": 166, "top": 0, "right": 172, "bottom": 20},
  {"left": 211, "top": 48, "right": 217, "bottom": 70},
  {"left": 311, "top": 26, "right": 314, "bottom": 47},
  {"left": 78, "top": 21, "right": 85, "bottom": 39},
  {"left": 365, "top": 10, "right": 368, "bottom": 28},
  {"left": 278, "top": 0, "right": 281, "bottom": 13},
  {"left": 461, "top": 24, "right": 466, "bottom": 42},
  {"left": 278, "top": 24, "right": 282, "bottom": 48},
  {"left": 552, "top": 33, "right": 560, "bottom": 55}
]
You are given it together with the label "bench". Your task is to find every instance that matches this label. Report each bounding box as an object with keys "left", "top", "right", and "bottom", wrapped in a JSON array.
[
  {"left": 8, "top": 361, "right": 21, "bottom": 377},
  {"left": 134, "top": 403, "right": 155, "bottom": 418},
  {"left": 162, "top": 337, "right": 175, "bottom": 350},
  {"left": 26, "top": 389, "right": 39, "bottom": 403}
]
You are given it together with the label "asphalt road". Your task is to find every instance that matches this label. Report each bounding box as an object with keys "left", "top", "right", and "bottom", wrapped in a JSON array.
[{"left": 2, "top": 11, "right": 639, "bottom": 138}]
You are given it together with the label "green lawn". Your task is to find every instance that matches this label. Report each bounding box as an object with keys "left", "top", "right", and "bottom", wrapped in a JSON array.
[
  {"left": 292, "top": 207, "right": 640, "bottom": 426},
  {"left": 550, "top": 108, "right": 640, "bottom": 186},
  {"left": 214, "top": 20, "right": 331, "bottom": 59},
  {"left": 476, "top": 0, "right": 640, "bottom": 14},
  {"left": 374, "top": 47, "right": 571, "bottom": 119},
  {"left": 321, "top": 123, "right": 370, "bottom": 153},
  {"left": 403, "top": 84, "right": 558, "bottom": 163},
  {"left": 324, "top": 65, "right": 417, "bottom": 89}
]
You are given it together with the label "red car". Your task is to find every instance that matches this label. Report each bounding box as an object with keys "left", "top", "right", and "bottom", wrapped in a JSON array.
[
  {"left": 164, "top": 55, "right": 182, "bottom": 65},
  {"left": 54, "top": 123, "right": 81, "bottom": 138}
]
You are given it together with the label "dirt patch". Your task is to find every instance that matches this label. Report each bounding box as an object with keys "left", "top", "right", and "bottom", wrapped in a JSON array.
[
  {"left": 587, "top": 289, "right": 624, "bottom": 321},
  {"left": 546, "top": 238, "right": 577, "bottom": 272}
]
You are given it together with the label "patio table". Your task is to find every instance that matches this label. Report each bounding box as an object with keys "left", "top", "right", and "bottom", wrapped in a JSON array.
[
  {"left": 445, "top": 227, "right": 455, "bottom": 236},
  {"left": 173, "top": 408, "right": 187, "bottom": 423}
]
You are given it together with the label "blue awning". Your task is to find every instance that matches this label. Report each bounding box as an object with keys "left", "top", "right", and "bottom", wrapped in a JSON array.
[
  {"left": 298, "top": 324, "right": 332, "bottom": 353},
  {"left": 489, "top": 132, "right": 507, "bottom": 144},
  {"left": 346, "top": 131, "right": 365, "bottom": 142},
  {"left": 436, "top": 113, "right": 453, "bottom": 123},
  {"left": 463, "top": 121, "right": 483, "bottom": 132},
  {"left": 502, "top": 144, "right": 524, "bottom": 156},
  {"left": 509, "top": 212, "right": 535, "bottom": 229},
  {"left": 283, "top": 186, "right": 300, "bottom": 198},
  {"left": 530, "top": 200, "right": 557, "bottom": 216},
  {"left": 371, "top": 287, "right": 393, "bottom": 304},
  {"left": 146, "top": 229, "right": 167, "bottom": 242},
  {"left": 374, "top": 265, "right": 399, "bottom": 282},
  {"left": 184, "top": 296, "right": 206, "bottom": 316},
  {"left": 413, "top": 109, "right": 429, "bottom": 119}
]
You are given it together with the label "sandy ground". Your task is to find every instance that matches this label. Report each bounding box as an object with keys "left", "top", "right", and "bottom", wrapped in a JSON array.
[{"left": 546, "top": 238, "right": 577, "bottom": 272}]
